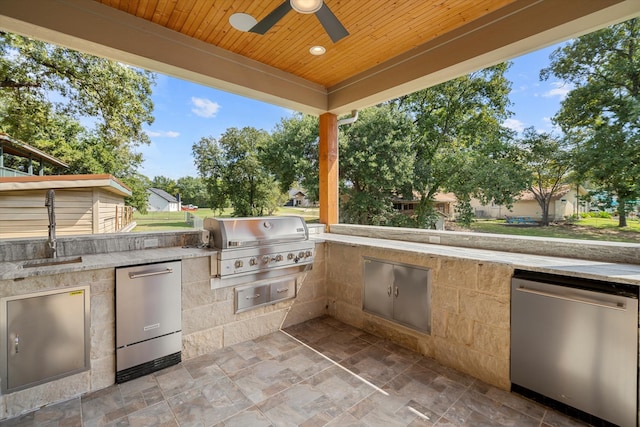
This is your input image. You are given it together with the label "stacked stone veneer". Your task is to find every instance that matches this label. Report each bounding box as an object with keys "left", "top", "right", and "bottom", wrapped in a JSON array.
[
  {"left": 181, "top": 244, "right": 327, "bottom": 358},
  {"left": 0, "top": 243, "right": 327, "bottom": 420},
  {"left": 326, "top": 242, "right": 513, "bottom": 390}
]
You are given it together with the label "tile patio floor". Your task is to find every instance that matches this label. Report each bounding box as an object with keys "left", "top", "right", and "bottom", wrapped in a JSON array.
[{"left": 0, "top": 316, "right": 589, "bottom": 426}]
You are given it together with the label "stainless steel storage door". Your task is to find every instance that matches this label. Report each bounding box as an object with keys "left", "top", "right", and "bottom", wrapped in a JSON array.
[
  {"left": 363, "top": 259, "right": 394, "bottom": 320},
  {"left": 116, "top": 261, "right": 182, "bottom": 347},
  {"left": 393, "top": 264, "right": 431, "bottom": 333},
  {"left": 1, "top": 287, "right": 90, "bottom": 393}
]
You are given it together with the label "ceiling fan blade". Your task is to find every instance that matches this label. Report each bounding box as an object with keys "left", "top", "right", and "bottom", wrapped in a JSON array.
[
  {"left": 249, "top": 1, "right": 292, "bottom": 35},
  {"left": 315, "top": 3, "right": 349, "bottom": 43}
]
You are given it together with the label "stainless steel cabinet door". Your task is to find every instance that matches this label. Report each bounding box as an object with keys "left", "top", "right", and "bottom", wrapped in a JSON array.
[
  {"left": 393, "top": 265, "right": 431, "bottom": 333},
  {"left": 116, "top": 261, "right": 182, "bottom": 347},
  {"left": 363, "top": 259, "right": 394, "bottom": 320},
  {"left": 3, "top": 287, "right": 89, "bottom": 393}
]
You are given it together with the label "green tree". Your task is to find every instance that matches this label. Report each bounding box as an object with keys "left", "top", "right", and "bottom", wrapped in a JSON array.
[
  {"left": 398, "top": 63, "right": 522, "bottom": 228},
  {"left": 340, "top": 104, "right": 415, "bottom": 225},
  {"left": 192, "top": 127, "right": 282, "bottom": 217},
  {"left": 151, "top": 176, "right": 177, "bottom": 195},
  {"left": 541, "top": 18, "right": 640, "bottom": 227},
  {"left": 518, "top": 128, "right": 571, "bottom": 226},
  {"left": 176, "top": 176, "right": 208, "bottom": 208},
  {"left": 261, "top": 113, "right": 320, "bottom": 201},
  {"left": 0, "top": 31, "right": 155, "bottom": 210}
]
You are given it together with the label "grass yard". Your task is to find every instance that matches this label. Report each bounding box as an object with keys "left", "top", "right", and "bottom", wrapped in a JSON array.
[
  {"left": 132, "top": 207, "right": 319, "bottom": 232},
  {"left": 466, "top": 217, "right": 640, "bottom": 243}
]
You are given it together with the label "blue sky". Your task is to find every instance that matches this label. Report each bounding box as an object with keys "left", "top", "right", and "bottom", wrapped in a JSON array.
[{"left": 139, "top": 44, "right": 568, "bottom": 180}]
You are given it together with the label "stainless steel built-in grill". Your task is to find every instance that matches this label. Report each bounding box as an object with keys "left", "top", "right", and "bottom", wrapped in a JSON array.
[{"left": 204, "top": 216, "right": 315, "bottom": 305}]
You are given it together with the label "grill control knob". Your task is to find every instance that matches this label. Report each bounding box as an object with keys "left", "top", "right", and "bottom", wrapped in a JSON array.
[
  {"left": 234, "top": 260, "right": 244, "bottom": 268},
  {"left": 249, "top": 257, "right": 257, "bottom": 266},
  {"left": 305, "top": 250, "right": 312, "bottom": 258},
  {"left": 262, "top": 255, "right": 271, "bottom": 264},
  {"left": 275, "top": 254, "right": 283, "bottom": 262},
  {"left": 298, "top": 252, "right": 305, "bottom": 259},
  {"left": 287, "top": 253, "right": 295, "bottom": 260}
]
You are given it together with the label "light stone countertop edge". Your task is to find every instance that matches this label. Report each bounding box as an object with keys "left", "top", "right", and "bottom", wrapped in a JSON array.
[
  {"left": 314, "top": 234, "right": 640, "bottom": 286},
  {"left": 0, "top": 246, "right": 216, "bottom": 281}
]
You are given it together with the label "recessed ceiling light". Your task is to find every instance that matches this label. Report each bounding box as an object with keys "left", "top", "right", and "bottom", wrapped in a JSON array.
[
  {"left": 229, "top": 13, "right": 257, "bottom": 32},
  {"left": 291, "top": 0, "right": 323, "bottom": 14},
  {"left": 309, "top": 46, "right": 326, "bottom": 56}
]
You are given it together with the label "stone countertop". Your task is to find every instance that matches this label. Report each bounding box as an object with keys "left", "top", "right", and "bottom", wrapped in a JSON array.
[
  {"left": 0, "top": 246, "right": 216, "bottom": 281},
  {"left": 314, "top": 233, "right": 640, "bottom": 286}
]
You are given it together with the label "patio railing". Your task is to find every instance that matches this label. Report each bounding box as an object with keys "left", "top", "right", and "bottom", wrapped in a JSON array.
[{"left": 0, "top": 166, "right": 29, "bottom": 177}]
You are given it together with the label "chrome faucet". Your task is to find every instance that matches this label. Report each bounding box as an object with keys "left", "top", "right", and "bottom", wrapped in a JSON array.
[{"left": 45, "top": 189, "right": 57, "bottom": 259}]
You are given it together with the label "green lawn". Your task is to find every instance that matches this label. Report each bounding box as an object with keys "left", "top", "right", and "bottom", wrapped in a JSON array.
[
  {"left": 468, "top": 217, "right": 640, "bottom": 243},
  {"left": 132, "top": 207, "right": 319, "bottom": 232}
]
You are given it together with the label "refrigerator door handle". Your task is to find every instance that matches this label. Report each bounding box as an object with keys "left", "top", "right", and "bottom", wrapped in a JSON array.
[
  {"left": 128, "top": 268, "right": 173, "bottom": 279},
  {"left": 516, "top": 286, "right": 626, "bottom": 310}
]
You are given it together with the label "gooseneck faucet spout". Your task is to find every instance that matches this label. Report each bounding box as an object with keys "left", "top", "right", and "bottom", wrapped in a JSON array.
[{"left": 45, "top": 189, "right": 57, "bottom": 259}]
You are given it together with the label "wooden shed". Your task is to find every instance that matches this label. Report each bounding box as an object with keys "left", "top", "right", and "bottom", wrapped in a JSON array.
[{"left": 0, "top": 174, "right": 133, "bottom": 238}]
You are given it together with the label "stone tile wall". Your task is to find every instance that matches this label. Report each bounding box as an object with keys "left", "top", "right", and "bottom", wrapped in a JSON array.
[{"left": 325, "top": 242, "right": 513, "bottom": 390}]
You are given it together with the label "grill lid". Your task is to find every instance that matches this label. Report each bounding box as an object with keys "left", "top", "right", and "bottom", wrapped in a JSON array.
[{"left": 204, "top": 216, "right": 309, "bottom": 249}]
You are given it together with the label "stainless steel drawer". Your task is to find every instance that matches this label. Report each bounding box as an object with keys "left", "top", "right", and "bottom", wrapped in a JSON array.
[
  {"left": 270, "top": 278, "right": 296, "bottom": 302},
  {"left": 236, "top": 284, "right": 269, "bottom": 312}
]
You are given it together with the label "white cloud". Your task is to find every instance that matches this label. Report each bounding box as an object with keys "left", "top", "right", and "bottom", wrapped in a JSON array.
[
  {"left": 542, "top": 81, "right": 571, "bottom": 99},
  {"left": 191, "top": 97, "right": 221, "bottom": 118},
  {"left": 503, "top": 118, "right": 526, "bottom": 133},
  {"left": 146, "top": 130, "right": 180, "bottom": 138}
]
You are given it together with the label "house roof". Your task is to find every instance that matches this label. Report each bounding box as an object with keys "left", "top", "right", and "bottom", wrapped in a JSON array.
[
  {"left": 288, "top": 188, "right": 306, "bottom": 198},
  {"left": 0, "top": 174, "right": 132, "bottom": 196},
  {"left": 148, "top": 187, "right": 178, "bottom": 203},
  {"left": 0, "top": 132, "right": 69, "bottom": 169},
  {"left": 0, "top": 1, "right": 637, "bottom": 115}
]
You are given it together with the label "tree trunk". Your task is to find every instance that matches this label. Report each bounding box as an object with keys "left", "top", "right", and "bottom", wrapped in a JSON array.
[{"left": 618, "top": 203, "right": 627, "bottom": 227}]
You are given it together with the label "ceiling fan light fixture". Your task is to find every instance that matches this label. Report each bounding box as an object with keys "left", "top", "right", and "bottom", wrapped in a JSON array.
[{"left": 290, "top": 0, "right": 323, "bottom": 14}]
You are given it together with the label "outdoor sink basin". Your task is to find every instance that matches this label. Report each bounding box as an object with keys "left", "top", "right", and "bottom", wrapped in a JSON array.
[{"left": 21, "top": 256, "right": 83, "bottom": 268}]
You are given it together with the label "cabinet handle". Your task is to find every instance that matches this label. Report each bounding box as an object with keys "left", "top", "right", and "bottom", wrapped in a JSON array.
[
  {"left": 394, "top": 286, "right": 399, "bottom": 297},
  {"left": 14, "top": 334, "right": 19, "bottom": 354},
  {"left": 387, "top": 286, "right": 392, "bottom": 297},
  {"left": 129, "top": 268, "right": 173, "bottom": 279},
  {"left": 276, "top": 287, "right": 289, "bottom": 293},
  {"left": 246, "top": 293, "right": 261, "bottom": 300}
]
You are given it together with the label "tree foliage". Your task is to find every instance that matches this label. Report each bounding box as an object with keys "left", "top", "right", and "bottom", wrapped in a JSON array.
[
  {"left": 517, "top": 128, "right": 571, "bottom": 225},
  {"left": 398, "top": 63, "right": 526, "bottom": 227},
  {"left": 0, "top": 31, "right": 155, "bottom": 210},
  {"left": 340, "top": 104, "right": 414, "bottom": 225},
  {"left": 541, "top": 18, "right": 640, "bottom": 226},
  {"left": 261, "top": 113, "right": 319, "bottom": 201},
  {"left": 192, "top": 127, "right": 284, "bottom": 217}
]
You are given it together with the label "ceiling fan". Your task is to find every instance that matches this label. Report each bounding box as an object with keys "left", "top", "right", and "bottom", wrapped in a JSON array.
[{"left": 249, "top": 0, "right": 349, "bottom": 43}]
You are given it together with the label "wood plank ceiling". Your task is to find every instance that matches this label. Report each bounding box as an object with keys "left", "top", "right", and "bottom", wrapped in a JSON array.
[{"left": 95, "top": 0, "right": 514, "bottom": 87}]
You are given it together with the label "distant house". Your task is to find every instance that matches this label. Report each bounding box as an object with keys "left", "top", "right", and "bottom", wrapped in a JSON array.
[
  {"left": 0, "top": 174, "right": 133, "bottom": 238},
  {"left": 148, "top": 188, "right": 181, "bottom": 212},
  {"left": 471, "top": 185, "right": 589, "bottom": 221},
  {"left": 286, "top": 188, "right": 312, "bottom": 207},
  {"left": 393, "top": 192, "right": 458, "bottom": 219}
]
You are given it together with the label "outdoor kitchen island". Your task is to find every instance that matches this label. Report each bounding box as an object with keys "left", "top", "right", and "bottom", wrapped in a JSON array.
[{"left": 0, "top": 226, "right": 638, "bottom": 423}]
